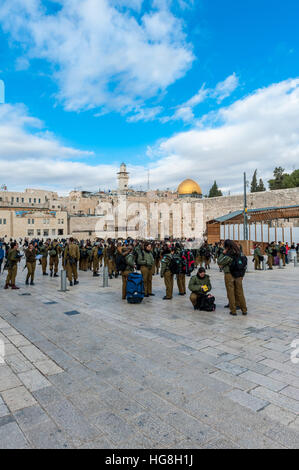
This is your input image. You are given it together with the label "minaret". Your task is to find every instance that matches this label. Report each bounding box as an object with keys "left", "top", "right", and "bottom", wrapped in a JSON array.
[{"left": 117, "top": 163, "right": 129, "bottom": 194}]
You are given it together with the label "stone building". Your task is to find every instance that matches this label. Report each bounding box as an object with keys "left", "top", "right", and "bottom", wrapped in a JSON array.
[{"left": 1, "top": 164, "right": 299, "bottom": 241}]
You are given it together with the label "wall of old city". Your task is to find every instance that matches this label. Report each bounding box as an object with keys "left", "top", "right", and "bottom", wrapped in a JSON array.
[{"left": 202, "top": 187, "right": 299, "bottom": 224}]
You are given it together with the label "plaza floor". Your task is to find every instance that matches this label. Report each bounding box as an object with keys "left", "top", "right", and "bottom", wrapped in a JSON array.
[{"left": 0, "top": 259, "right": 298, "bottom": 449}]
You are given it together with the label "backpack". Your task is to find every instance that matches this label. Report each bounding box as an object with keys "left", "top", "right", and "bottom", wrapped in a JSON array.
[
  {"left": 49, "top": 248, "right": 57, "bottom": 257},
  {"left": 196, "top": 294, "right": 216, "bottom": 312},
  {"left": 169, "top": 255, "right": 181, "bottom": 275},
  {"left": 182, "top": 250, "right": 195, "bottom": 275},
  {"left": 116, "top": 254, "right": 127, "bottom": 272},
  {"left": 126, "top": 273, "right": 144, "bottom": 304},
  {"left": 229, "top": 255, "right": 247, "bottom": 278},
  {"left": 98, "top": 248, "right": 103, "bottom": 257}
]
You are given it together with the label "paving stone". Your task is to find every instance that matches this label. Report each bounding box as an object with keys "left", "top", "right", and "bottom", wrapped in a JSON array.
[
  {"left": 44, "top": 397, "right": 100, "bottom": 441},
  {"left": 1, "top": 386, "right": 37, "bottom": 412},
  {"left": 14, "top": 405, "right": 50, "bottom": 431},
  {"left": 225, "top": 389, "right": 269, "bottom": 412},
  {"left": 130, "top": 412, "right": 185, "bottom": 447},
  {"left": 19, "top": 345, "right": 49, "bottom": 363},
  {"left": 0, "top": 371, "right": 22, "bottom": 392},
  {"left": 0, "top": 403, "right": 10, "bottom": 418},
  {"left": 18, "top": 370, "right": 51, "bottom": 392},
  {"left": 24, "top": 419, "right": 76, "bottom": 449},
  {"left": 8, "top": 335, "right": 31, "bottom": 348},
  {"left": 280, "top": 386, "right": 299, "bottom": 401},
  {"left": 34, "top": 360, "right": 63, "bottom": 376},
  {"left": 258, "top": 404, "right": 297, "bottom": 426},
  {"left": 0, "top": 422, "right": 29, "bottom": 449},
  {"left": 264, "top": 422, "right": 299, "bottom": 449},
  {"left": 216, "top": 361, "right": 248, "bottom": 376},
  {"left": 240, "top": 370, "right": 287, "bottom": 392},
  {"left": 0, "top": 262, "right": 299, "bottom": 449},
  {"left": 251, "top": 386, "right": 299, "bottom": 414}
]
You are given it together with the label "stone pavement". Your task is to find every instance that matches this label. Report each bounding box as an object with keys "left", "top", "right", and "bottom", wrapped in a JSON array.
[{"left": 0, "top": 260, "right": 298, "bottom": 449}]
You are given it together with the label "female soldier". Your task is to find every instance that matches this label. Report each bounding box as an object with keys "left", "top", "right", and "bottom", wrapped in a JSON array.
[{"left": 218, "top": 239, "right": 247, "bottom": 316}]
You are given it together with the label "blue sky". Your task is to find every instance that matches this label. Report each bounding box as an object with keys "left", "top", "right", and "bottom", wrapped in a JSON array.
[{"left": 0, "top": 0, "right": 299, "bottom": 194}]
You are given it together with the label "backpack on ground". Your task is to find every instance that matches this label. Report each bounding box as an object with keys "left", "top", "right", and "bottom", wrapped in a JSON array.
[
  {"left": 126, "top": 272, "right": 144, "bottom": 304},
  {"left": 116, "top": 254, "right": 127, "bottom": 272},
  {"left": 196, "top": 294, "right": 216, "bottom": 312},
  {"left": 229, "top": 254, "right": 247, "bottom": 278}
]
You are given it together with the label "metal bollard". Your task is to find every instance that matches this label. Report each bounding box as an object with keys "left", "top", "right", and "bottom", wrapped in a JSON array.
[
  {"left": 102, "top": 266, "right": 109, "bottom": 287},
  {"left": 262, "top": 259, "right": 266, "bottom": 271},
  {"left": 60, "top": 269, "right": 67, "bottom": 292},
  {"left": 294, "top": 257, "right": 298, "bottom": 267},
  {"left": 278, "top": 258, "right": 283, "bottom": 269}
]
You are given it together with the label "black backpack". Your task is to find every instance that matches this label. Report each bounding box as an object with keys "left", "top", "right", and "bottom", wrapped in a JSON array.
[
  {"left": 229, "top": 255, "right": 247, "bottom": 278},
  {"left": 169, "top": 256, "right": 181, "bottom": 274},
  {"left": 116, "top": 254, "right": 127, "bottom": 272},
  {"left": 196, "top": 294, "right": 216, "bottom": 312}
]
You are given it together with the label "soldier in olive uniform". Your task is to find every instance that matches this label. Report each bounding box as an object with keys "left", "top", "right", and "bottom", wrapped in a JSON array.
[
  {"left": 25, "top": 243, "right": 37, "bottom": 285},
  {"left": 39, "top": 241, "right": 49, "bottom": 275},
  {"left": 265, "top": 242, "right": 274, "bottom": 270},
  {"left": 218, "top": 240, "right": 247, "bottom": 316},
  {"left": 188, "top": 267, "right": 212, "bottom": 309},
  {"left": 160, "top": 246, "right": 175, "bottom": 300},
  {"left": 137, "top": 243, "right": 155, "bottom": 297},
  {"left": 91, "top": 243, "right": 100, "bottom": 276},
  {"left": 4, "top": 242, "right": 21, "bottom": 290},
  {"left": 64, "top": 238, "right": 80, "bottom": 286},
  {"left": 174, "top": 243, "right": 186, "bottom": 296},
  {"left": 49, "top": 239, "right": 61, "bottom": 277},
  {"left": 253, "top": 244, "right": 262, "bottom": 270},
  {"left": 79, "top": 243, "right": 89, "bottom": 271}
]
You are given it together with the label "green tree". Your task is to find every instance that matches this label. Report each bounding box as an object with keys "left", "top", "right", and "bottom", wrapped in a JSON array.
[
  {"left": 268, "top": 167, "right": 288, "bottom": 190},
  {"left": 208, "top": 181, "right": 222, "bottom": 198},
  {"left": 250, "top": 170, "right": 258, "bottom": 192}
]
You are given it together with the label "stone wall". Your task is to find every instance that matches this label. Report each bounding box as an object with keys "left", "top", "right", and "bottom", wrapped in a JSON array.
[{"left": 202, "top": 187, "right": 299, "bottom": 223}]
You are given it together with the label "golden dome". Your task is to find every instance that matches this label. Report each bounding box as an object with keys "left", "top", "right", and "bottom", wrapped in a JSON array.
[{"left": 177, "top": 179, "right": 202, "bottom": 196}]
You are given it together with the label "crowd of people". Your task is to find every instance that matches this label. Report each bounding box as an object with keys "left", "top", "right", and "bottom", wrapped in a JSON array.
[{"left": 1, "top": 236, "right": 298, "bottom": 316}]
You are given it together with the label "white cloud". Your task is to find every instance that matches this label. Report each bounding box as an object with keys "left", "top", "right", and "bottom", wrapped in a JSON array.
[
  {"left": 127, "top": 106, "right": 163, "bottom": 122},
  {"left": 2, "top": 79, "right": 299, "bottom": 195},
  {"left": 146, "top": 78, "right": 299, "bottom": 192},
  {"left": 211, "top": 72, "right": 239, "bottom": 103},
  {"left": 162, "top": 74, "right": 239, "bottom": 123},
  {"left": 0, "top": 0, "right": 193, "bottom": 116}
]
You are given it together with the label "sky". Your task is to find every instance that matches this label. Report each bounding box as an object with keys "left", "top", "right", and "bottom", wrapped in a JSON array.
[{"left": 0, "top": 0, "right": 299, "bottom": 195}]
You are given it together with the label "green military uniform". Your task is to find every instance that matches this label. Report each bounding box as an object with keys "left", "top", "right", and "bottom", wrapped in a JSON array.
[
  {"left": 137, "top": 249, "right": 154, "bottom": 296},
  {"left": 49, "top": 241, "right": 61, "bottom": 276},
  {"left": 92, "top": 245, "right": 100, "bottom": 275},
  {"left": 278, "top": 243, "right": 286, "bottom": 266},
  {"left": 5, "top": 248, "right": 20, "bottom": 289},
  {"left": 188, "top": 273, "right": 211, "bottom": 307},
  {"left": 153, "top": 246, "right": 161, "bottom": 275},
  {"left": 254, "top": 246, "right": 262, "bottom": 270},
  {"left": 79, "top": 245, "right": 89, "bottom": 271},
  {"left": 39, "top": 243, "right": 48, "bottom": 274},
  {"left": 64, "top": 242, "right": 80, "bottom": 284},
  {"left": 173, "top": 249, "right": 186, "bottom": 295},
  {"left": 121, "top": 252, "right": 135, "bottom": 300},
  {"left": 265, "top": 244, "right": 274, "bottom": 270},
  {"left": 160, "top": 253, "right": 174, "bottom": 299},
  {"left": 25, "top": 247, "right": 37, "bottom": 285},
  {"left": 218, "top": 253, "right": 247, "bottom": 315}
]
